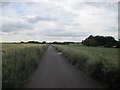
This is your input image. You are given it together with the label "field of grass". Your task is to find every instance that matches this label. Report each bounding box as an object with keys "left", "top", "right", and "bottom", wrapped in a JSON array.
[
  {"left": 2, "top": 43, "right": 48, "bottom": 88},
  {"left": 0, "top": 44, "right": 2, "bottom": 89},
  {"left": 54, "top": 44, "right": 119, "bottom": 88}
]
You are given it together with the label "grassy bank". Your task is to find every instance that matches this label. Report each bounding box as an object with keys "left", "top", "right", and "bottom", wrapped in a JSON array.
[
  {"left": 54, "top": 44, "right": 119, "bottom": 88},
  {"left": 2, "top": 44, "right": 48, "bottom": 88}
]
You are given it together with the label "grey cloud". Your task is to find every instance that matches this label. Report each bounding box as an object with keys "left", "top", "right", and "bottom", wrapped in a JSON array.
[
  {"left": 62, "top": 23, "right": 80, "bottom": 26},
  {"left": 85, "top": 2, "right": 117, "bottom": 11},
  {"left": 0, "top": 2, "right": 11, "bottom": 8},
  {"left": 47, "top": 34, "right": 87, "bottom": 37},
  {"left": 103, "top": 27, "right": 118, "bottom": 32},
  {"left": 46, "top": 32, "right": 89, "bottom": 37},
  {"left": 2, "top": 21, "right": 33, "bottom": 32},
  {"left": 119, "top": 2, "right": 120, "bottom": 22},
  {"left": 25, "top": 15, "right": 57, "bottom": 23},
  {"left": 44, "top": 29, "right": 64, "bottom": 33},
  {"left": 27, "top": 32, "right": 39, "bottom": 36}
]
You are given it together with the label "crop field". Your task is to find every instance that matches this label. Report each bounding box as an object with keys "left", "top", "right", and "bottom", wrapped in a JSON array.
[
  {"left": 54, "top": 44, "right": 119, "bottom": 87},
  {"left": 2, "top": 43, "right": 48, "bottom": 88}
]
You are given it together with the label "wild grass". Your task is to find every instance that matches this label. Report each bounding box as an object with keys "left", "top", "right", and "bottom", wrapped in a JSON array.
[
  {"left": 54, "top": 44, "right": 119, "bottom": 88},
  {"left": 2, "top": 43, "right": 48, "bottom": 88}
]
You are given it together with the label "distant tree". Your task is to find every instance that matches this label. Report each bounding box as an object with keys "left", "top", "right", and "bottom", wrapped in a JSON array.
[
  {"left": 82, "top": 35, "right": 97, "bottom": 46},
  {"left": 27, "top": 41, "right": 39, "bottom": 44},
  {"left": 94, "top": 36, "right": 105, "bottom": 46},
  {"left": 104, "top": 36, "right": 117, "bottom": 47},
  {"left": 82, "top": 35, "right": 117, "bottom": 47},
  {"left": 116, "top": 41, "right": 120, "bottom": 48},
  {"left": 83, "top": 38, "right": 90, "bottom": 46},
  {"left": 63, "top": 42, "right": 74, "bottom": 45},
  {"left": 88, "top": 35, "right": 94, "bottom": 39},
  {"left": 42, "top": 41, "right": 46, "bottom": 44},
  {"left": 81, "top": 40, "right": 84, "bottom": 45},
  {"left": 20, "top": 41, "right": 24, "bottom": 43},
  {"left": 89, "top": 38, "right": 98, "bottom": 46},
  {"left": 53, "top": 41, "right": 61, "bottom": 44}
]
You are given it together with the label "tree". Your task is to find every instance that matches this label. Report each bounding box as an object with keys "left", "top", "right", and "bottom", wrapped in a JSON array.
[
  {"left": 27, "top": 41, "right": 39, "bottom": 44},
  {"left": 104, "top": 36, "right": 117, "bottom": 47},
  {"left": 81, "top": 35, "right": 117, "bottom": 47},
  {"left": 20, "top": 41, "right": 24, "bottom": 43},
  {"left": 42, "top": 41, "right": 46, "bottom": 44},
  {"left": 116, "top": 41, "right": 120, "bottom": 48},
  {"left": 89, "top": 38, "right": 98, "bottom": 46}
]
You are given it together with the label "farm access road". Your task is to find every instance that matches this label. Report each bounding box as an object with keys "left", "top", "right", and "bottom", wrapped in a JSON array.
[{"left": 27, "top": 46, "right": 103, "bottom": 88}]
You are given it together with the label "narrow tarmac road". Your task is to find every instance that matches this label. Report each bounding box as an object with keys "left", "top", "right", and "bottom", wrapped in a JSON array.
[{"left": 27, "top": 46, "right": 103, "bottom": 88}]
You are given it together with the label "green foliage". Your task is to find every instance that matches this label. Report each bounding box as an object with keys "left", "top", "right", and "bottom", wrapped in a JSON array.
[
  {"left": 82, "top": 35, "right": 117, "bottom": 47},
  {"left": 54, "top": 44, "right": 119, "bottom": 88},
  {"left": 2, "top": 44, "right": 48, "bottom": 88},
  {"left": 116, "top": 41, "right": 120, "bottom": 48}
]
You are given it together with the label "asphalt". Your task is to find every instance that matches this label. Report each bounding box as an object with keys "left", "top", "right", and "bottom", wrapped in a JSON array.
[{"left": 27, "top": 46, "right": 104, "bottom": 88}]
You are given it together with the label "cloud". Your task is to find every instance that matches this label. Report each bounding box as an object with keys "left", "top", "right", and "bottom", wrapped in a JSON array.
[
  {"left": 1, "top": 14, "right": 58, "bottom": 32},
  {"left": 2, "top": 17, "right": 33, "bottom": 32},
  {"left": 1, "top": 2, "right": 11, "bottom": 7},
  {"left": 1, "top": 0, "right": 119, "bottom": 2},
  {"left": 24, "top": 15, "right": 57, "bottom": 23},
  {"left": 46, "top": 32, "right": 89, "bottom": 37},
  {"left": 1, "top": 1, "right": 118, "bottom": 41},
  {"left": 102, "top": 26, "right": 118, "bottom": 35},
  {"left": 2, "top": 22, "right": 32, "bottom": 32}
]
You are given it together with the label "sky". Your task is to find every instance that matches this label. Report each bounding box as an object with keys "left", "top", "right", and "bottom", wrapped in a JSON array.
[{"left": 0, "top": 0, "right": 119, "bottom": 42}]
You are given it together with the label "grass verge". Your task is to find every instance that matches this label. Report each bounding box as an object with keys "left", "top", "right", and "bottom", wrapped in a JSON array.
[
  {"left": 54, "top": 44, "right": 119, "bottom": 88},
  {"left": 2, "top": 44, "right": 48, "bottom": 88}
]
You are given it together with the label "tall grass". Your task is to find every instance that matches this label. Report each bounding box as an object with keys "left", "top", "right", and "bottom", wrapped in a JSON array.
[
  {"left": 54, "top": 44, "right": 119, "bottom": 88},
  {"left": 2, "top": 44, "right": 48, "bottom": 88},
  {"left": 0, "top": 43, "right": 2, "bottom": 89}
]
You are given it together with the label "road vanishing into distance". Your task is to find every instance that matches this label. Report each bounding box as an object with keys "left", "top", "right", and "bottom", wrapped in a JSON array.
[{"left": 27, "top": 46, "right": 103, "bottom": 88}]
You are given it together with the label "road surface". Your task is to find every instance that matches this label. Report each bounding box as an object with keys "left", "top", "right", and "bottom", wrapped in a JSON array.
[{"left": 27, "top": 46, "right": 103, "bottom": 88}]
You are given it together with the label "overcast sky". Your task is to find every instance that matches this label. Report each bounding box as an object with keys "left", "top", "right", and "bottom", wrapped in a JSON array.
[{"left": 1, "top": 0, "right": 119, "bottom": 42}]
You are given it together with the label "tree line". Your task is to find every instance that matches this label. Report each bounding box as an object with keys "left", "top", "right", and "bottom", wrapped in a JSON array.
[
  {"left": 20, "top": 35, "right": 120, "bottom": 48},
  {"left": 81, "top": 35, "right": 120, "bottom": 48},
  {"left": 20, "top": 41, "right": 76, "bottom": 45}
]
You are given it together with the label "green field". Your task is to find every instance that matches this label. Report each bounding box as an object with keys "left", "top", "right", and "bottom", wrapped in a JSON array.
[
  {"left": 2, "top": 43, "right": 119, "bottom": 88},
  {"left": 2, "top": 43, "right": 48, "bottom": 88},
  {"left": 54, "top": 44, "right": 119, "bottom": 87}
]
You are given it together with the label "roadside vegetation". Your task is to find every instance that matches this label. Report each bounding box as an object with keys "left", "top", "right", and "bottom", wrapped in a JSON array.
[
  {"left": 2, "top": 43, "right": 48, "bottom": 88},
  {"left": 54, "top": 44, "right": 119, "bottom": 88}
]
